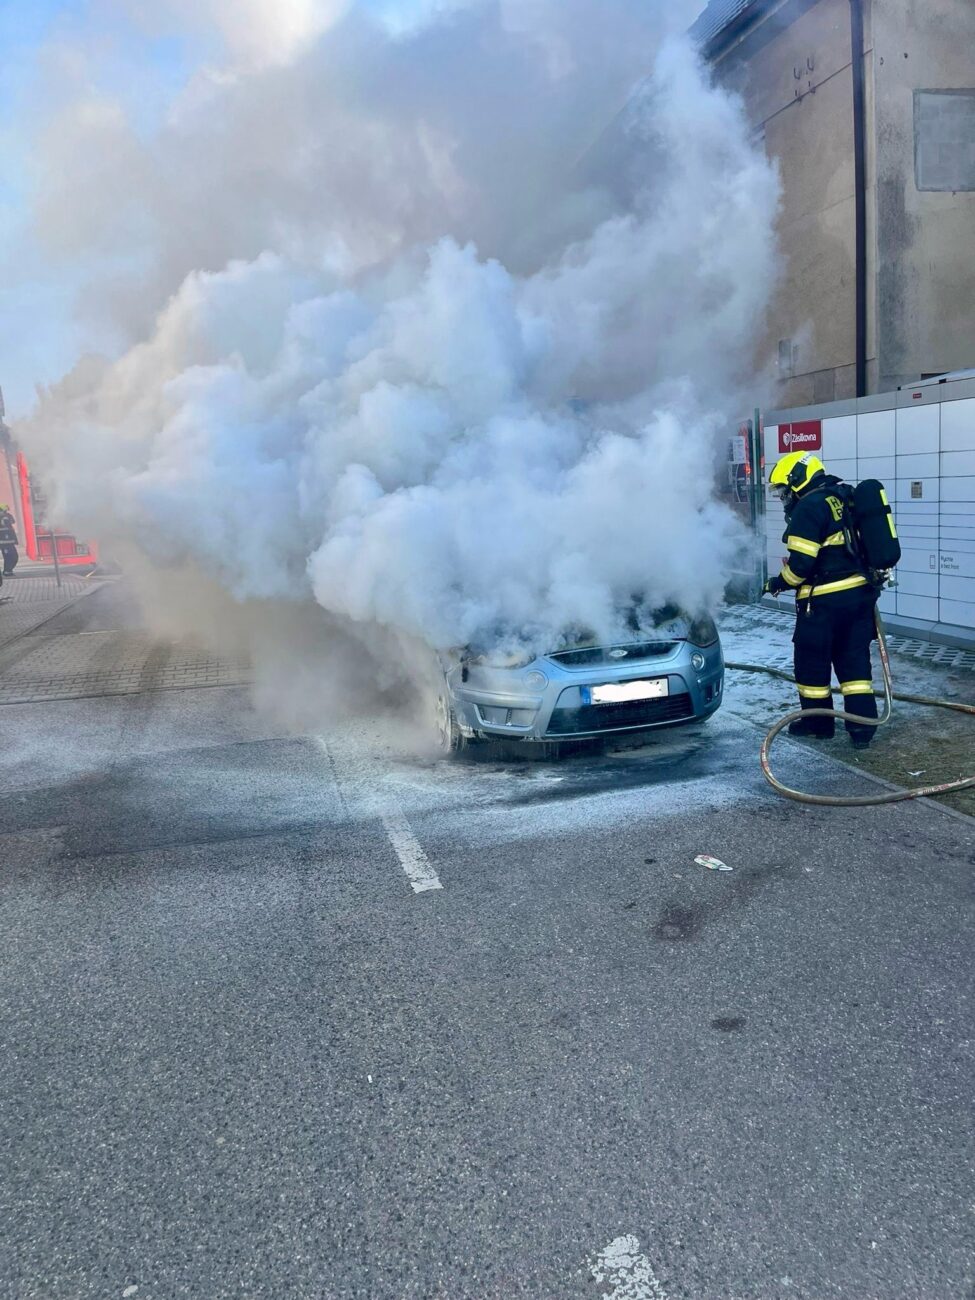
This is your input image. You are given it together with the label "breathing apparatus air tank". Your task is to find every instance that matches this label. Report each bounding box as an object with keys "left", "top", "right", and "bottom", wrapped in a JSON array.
[{"left": 849, "top": 479, "right": 901, "bottom": 577}]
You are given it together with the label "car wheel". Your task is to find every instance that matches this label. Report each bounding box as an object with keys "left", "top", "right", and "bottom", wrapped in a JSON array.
[{"left": 435, "top": 681, "right": 467, "bottom": 755}]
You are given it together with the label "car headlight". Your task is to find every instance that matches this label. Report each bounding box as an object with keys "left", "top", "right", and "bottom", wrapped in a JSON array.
[
  {"left": 688, "top": 615, "right": 718, "bottom": 648},
  {"left": 524, "top": 670, "right": 547, "bottom": 690},
  {"left": 691, "top": 652, "right": 706, "bottom": 671}
]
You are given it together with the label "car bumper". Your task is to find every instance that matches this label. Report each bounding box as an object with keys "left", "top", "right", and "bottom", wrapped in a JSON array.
[{"left": 448, "top": 644, "right": 724, "bottom": 742}]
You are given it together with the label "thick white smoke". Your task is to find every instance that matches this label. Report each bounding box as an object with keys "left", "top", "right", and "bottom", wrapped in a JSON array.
[{"left": 20, "top": 0, "right": 779, "bottom": 725}]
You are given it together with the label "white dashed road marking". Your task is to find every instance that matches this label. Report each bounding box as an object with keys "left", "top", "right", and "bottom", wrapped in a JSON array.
[
  {"left": 381, "top": 808, "right": 443, "bottom": 893},
  {"left": 589, "top": 1236, "right": 668, "bottom": 1300},
  {"left": 313, "top": 735, "right": 442, "bottom": 894}
]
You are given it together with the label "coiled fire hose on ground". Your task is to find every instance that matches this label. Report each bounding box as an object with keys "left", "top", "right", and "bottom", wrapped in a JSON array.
[{"left": 725, "top": 608, "right": 975, "bottom": 807}]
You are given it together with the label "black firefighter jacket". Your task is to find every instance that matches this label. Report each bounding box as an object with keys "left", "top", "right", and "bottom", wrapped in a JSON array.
[{"left": 767, "top": 474, "right": 870, "bottom": 601}]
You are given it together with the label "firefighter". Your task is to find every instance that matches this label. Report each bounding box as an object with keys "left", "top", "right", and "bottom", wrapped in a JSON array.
[
  {"left": 763, "top": 452, "right": 879, "bottom": 748},
  {"left": 0, "top": 504, "right": 18, "bottom": 576}
]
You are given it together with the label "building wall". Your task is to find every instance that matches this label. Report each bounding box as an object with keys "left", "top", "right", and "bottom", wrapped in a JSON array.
[
  {"left": 0, "top": 432, "right": 21, "bottom": 534},
  {"left": 709, "top": 0, "right": 863, "bottom": 407},
  {"left": 706, "top": 0, "right": 975, "bottom": 400},
  {"left": 872, "top": 0, "right": 975, "bottom": 390}
]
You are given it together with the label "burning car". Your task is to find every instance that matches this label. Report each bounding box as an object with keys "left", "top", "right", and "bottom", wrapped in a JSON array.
[{"left": 434, "top": 607, "right": 724, "bottom": 753}]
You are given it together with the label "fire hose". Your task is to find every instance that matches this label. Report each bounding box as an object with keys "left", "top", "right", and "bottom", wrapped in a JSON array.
[{"left": 725, "top": 608, "right": 975, "bottom": 807}]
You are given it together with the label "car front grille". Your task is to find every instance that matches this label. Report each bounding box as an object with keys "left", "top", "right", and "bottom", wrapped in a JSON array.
[
  {"left": 547, "top": 641, "right": 679, "bottom": 668},
  {"left": 545, "top": 692, "right": 694, "bottom": 736}
]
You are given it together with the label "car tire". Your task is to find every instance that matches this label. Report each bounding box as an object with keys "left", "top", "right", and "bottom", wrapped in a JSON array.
[{"left": 435, "top": 682, "right": 467, "bottom": 755}]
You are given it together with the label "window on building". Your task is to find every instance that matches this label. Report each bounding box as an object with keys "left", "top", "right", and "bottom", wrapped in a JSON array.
[
  {"left": 813, "top": 369, "right": 836, "bottom": 403},
  {"left": 914, "top": 90, "right": 975, "bottom": 191}
]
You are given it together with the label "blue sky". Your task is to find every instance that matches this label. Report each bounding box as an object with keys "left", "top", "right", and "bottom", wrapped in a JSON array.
[
  {"left": 0, "top": 1, "right": 200, "bottom": 144},
  {"left": 0, "top": 0, "right": 435, "bottom": 416},
  {"left": 0, "top": 0, "right": 703, "bottom": 419},
  {"left": 0, "top": 0, "right": 209, "bottom": 416}
]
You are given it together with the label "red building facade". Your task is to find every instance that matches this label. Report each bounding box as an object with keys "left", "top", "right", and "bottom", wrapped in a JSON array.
[{"left": 0, "top": 428, "right": 96, "bottom": 566}]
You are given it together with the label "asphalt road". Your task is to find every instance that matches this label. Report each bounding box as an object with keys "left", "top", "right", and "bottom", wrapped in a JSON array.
[{"left": 1, "top": 584, "right": 973, "bottom": 1300}]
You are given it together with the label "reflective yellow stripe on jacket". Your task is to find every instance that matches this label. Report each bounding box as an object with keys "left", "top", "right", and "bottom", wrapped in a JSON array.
[
  {"left": 787, "top": 534, "right": 820, "bottom": 558},
  {"left": 786, "top": 530, "right": 845, "bottom": 558},
  {"left": 798, "top": 574, "right": 869, "bottom": 600},
  {"left": 781, "top": 563, "right": 804, "bottom": 587}
]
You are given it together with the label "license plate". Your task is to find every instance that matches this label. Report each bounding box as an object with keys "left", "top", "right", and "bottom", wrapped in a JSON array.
[{"left": 586, "top": 678, "right": 669, "bottom": 704}]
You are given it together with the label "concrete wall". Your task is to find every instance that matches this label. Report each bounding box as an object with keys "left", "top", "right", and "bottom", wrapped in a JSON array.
[
  {"left": 872, "top": 0, "right": 975, "bottom": 390},
  {"left": 709, "top": 0, "right": 863, "bottom": 408},
  {"left": 706, "top": 0, "right": 975, "bottom": 400}
]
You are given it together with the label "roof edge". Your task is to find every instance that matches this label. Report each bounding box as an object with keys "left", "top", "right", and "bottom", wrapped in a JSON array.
[{"left": 690, "top": 0, "right": 776, "bottom": 62}]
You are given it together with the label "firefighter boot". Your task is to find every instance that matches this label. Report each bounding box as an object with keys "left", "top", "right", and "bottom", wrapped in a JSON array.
[
  {"left": 788, "top": 696, "right": 835, "bottom": 739},
  {"left": 788, "top": 716, "right": 835, "bottom": 739}
]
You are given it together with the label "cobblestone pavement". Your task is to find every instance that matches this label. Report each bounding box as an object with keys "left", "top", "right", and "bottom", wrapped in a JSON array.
[
  {"left": 0, "top": 571, "right": 101, "bottom": 649},
  {"left": 0, "top": 631, "right": 251, "bottom": 703},
  {"left": 0, "top": 577, "right": 251, "bottom": 702},
  {"left": 883, "top": 632, "right": 975, "bottom": 671},
  {"left": 720, "top": 600, "right": 975, "bottom": 674}
]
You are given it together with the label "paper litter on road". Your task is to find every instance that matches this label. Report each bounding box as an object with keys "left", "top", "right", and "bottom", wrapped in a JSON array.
[{"left": 694, "top": 854, "right": 733, "bottom": 872}]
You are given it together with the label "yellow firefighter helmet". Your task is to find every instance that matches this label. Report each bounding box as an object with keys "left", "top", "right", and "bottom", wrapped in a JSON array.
[{"left": 769, "top": 451, "right": 826, "bottom": 496}]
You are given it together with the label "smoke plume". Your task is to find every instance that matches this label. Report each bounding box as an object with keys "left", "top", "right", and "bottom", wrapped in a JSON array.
[{"left": 19, "top": 0, "right": 779, "bottom": 725}]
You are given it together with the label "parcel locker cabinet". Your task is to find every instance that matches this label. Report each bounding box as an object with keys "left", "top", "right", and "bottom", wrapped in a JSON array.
[
  {"left": 894, "top": 401, "right": 940, "bottom": 620},
  {"left": 764, "top": 374, "right": 975, "bottom": 640},
  {"left": 939, "top": 397, "right": 975, "bottom": 628}
]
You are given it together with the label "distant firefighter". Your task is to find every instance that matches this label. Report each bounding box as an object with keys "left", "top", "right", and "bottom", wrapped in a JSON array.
[{"left": 0, "top": 504, "right": 19, "bottom": 576}]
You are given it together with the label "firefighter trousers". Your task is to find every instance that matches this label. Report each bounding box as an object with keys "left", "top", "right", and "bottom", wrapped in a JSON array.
[{"left": 792, "top": 590, "right": 879, "bottom": 741}]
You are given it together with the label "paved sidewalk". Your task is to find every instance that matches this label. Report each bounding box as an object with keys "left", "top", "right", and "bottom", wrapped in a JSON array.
[
  {"left": 0, "top": 578, "right": 251, "bottom": 702},
  {"left": 0, "top": 571, "right": 103, "bottom": 650},
  {"left": 0, "top": 632, "right": 251, "bottom": 703},
  {"left": 721, "top": 600, "right": 975, "bottom": 673}
]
